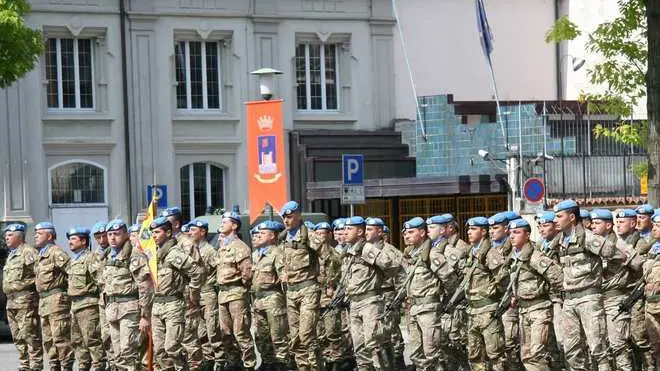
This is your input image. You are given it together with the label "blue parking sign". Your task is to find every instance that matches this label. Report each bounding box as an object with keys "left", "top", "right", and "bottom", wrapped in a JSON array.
[
  {"left": 342, "top": 154, "right": 364, "bottom": 185},
  {"left": 146, "top": 185, "right": 168, "bottom": 208}
]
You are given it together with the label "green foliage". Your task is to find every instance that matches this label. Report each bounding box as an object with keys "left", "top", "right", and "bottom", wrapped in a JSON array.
[
  {"left": 545, "top": 16, "right": 582, "bottom": 43},
  {"left": 0, "top": 0, "right": 44, "bottom": 88}
]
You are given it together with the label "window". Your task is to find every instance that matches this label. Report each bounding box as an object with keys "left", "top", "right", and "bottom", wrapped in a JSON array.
[
  {"left": 180, "top": 163, "right": 225, "bottom": 220},
  {"left": 296, "top": 42, "right": 339, "bottom": 111},
  {"left": 175, "top": 41, "right": 222, "bottom": 110},
  {"left": 50, "top": 162, "right": 105, "bottom": 204},
  {"left": 46, "top": 38, "right": 94, "bottom": 109}
]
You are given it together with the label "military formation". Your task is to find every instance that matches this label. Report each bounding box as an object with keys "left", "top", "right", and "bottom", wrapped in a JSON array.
[{"left": 3, "top": 199, "right": 660, "bottom": 371}]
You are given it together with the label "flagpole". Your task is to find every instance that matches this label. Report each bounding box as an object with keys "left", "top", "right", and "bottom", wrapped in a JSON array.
[{"left": 146, "top": 186, "right": 157, "bottom": 371}]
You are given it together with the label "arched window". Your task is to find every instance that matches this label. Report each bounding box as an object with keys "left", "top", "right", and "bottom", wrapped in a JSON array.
[
  {"left": 180, "top": 162, "right": 225, "bottom": 220},
  {"left": 50, "top": 161, "right": 106, "bottom": 204}
]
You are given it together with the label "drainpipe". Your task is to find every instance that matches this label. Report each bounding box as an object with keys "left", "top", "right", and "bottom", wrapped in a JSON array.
[
  {"left": 554, "top": 0, "right": 562, "bottom": 100},
  {"left": 119, "top": 0, "right": 134, "bottom": 217}
]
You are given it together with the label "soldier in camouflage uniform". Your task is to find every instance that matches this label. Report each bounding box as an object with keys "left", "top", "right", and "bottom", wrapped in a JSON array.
[
  {"left": 188, "top": 219, "right": 222, "bottom": 371},
  {"left": 216, "top": 211, "right": 256, "bottom": 371},
  {"left": 643, "top": 213, "right": 660, "bottom": 365},
  {"left": 504, "top": 219, "right": 563, "bottom": 370},
  {"left": 150, "top": 216, "right": 204, "bottom": 371},
  {"left": 3, "top": 223, "right": 43, "bottom": 371},
  {"left": 34, "top": 222, "right": 74, "bottom": 371},
  {"left": 278, "top": 201, "right": 321, "bottom": 371},
  {"left": 580, "top": 209, "right": 592, "bottom": 231},
  {"left": 402, "top": 217, "right": 457, "bottom": 371},
  {"left": 343, "top": 216, "right": 401, "bottom": 371},
  {"left": 66, "top": 226, "right": 106, "bottom": 371},
  {"left": 252, "top": 220, "right": 292, "bottom": 370},
  {"left": 332, "top": 218, "right": 356, "bottom": 369},
  {"left": 92, "top": 221, "right": 114, "bottom": 369},
  {"left": 102, "top": 219, "right": 155, "bottom": 371},
  {"left": 553, "top": 200, "right": 620, "bottom": 371}
]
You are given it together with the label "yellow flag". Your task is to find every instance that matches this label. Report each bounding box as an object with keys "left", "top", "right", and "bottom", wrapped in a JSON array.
[{"left": 138, "top": 199, "right": 158, "bottom": 284}]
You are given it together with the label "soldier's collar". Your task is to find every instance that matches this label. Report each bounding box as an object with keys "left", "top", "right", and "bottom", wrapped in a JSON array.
[
  {"left": 39, "top": 243, "right": 55, "bottom": 256},
  {"left": 71, "top": 248, "right": 87, "bottom": 261}
]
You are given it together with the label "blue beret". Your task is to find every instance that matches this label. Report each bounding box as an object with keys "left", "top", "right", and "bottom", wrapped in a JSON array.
[
  {"left": 250, "top": 226, "right": 259, "bottom": 235},
  {"left": 401, "top": 217, "right": 426, "bottom": 231},
  {"left": 365, "top": 217, "right": 385, "bottom": 227},
  {"left": 508, "top": 219, "right": 530, "bottom": 229},
  {"left": 160, "top": 207, "right": 182, "bottom": 218},
  {"left": 258, "top": 220, "right": 284, "bottom": 231},
  {"left": 616, "top": 209, "right": 637, "bottom": 219},
  {"left": 66, "top": 226, "right": 91, "bottom": 239},
  {"left": 4, "top": 223, "right": 25, "bottom": 233},
  {"left": 221, "top": 211, "right": 241, "bottom": 224},
  {"left": 636, "top": 204, "right": 654, "bottom": 215},
  {"left": 332, "top": 218, "right": 346, "bottom": 230},
  {"left": 315, "top": 222, "right": 332, "bottom": 230},
  {"left": 345, "top": 216, "right": 366, "bottom": 227},
  {"left": 653, "top": 214, "right": 660, "bottom": 224},
  {"left": 180, "top": 223, "right": 190, "bottom": 233},
  {"left": 35, "top": 221, "right": 56, "bottom": 231},
  {"left": 106, "top": 219, "right": 127, "bottom": 231},
  {"left": 536, "top": 211, "right": 556, "bottom": 224},
  {"left": 505, "top": 211, "right": 521, "bottom": 222},
  {"left": 590, "top": 209, "right": 613, "bottom": 221},
  {"left": 150, "top": 216, "right": 171, "bottom": 230},
  {"left": 304, "top": 220, "right": 316, "bottom": 230},
  {"left": 467, "top": 217, "right": 489, "bottom": 228},
  {"left": 580, "top": 209, "right": 591, "bottom": 219},
  {"left": 427, "top": 214, "right": 454, "bottom": 225},
  {"left": 488, "top": 212, "right": 508, "bottom": 226},
  {"left": 280, "top": 201, "right": 301, "bottom": 216},
  {"left": 91, "top": 221, "right": 107, "bottom": 234},
  {"left": 128, "top": 224, "right": 141, "bottom": 233},
  {"left": 554, "top": 200, "right": 579, "bottom": 213},
  {"left": 188, "top": 219, "right": 209, "bottom": 229},
  {"left": 383, "top": 225, "right": 390, "bottom": 234}
]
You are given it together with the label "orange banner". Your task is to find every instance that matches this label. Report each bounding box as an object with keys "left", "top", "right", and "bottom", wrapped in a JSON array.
[{"left": 246, "top": 99, "right": 288, "bottom": 223}]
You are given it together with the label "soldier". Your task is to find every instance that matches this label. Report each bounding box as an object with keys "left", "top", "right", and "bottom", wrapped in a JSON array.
[
  {"left": 216, "top": 211, "right": 256, "bottom": 371},
  {"left": 366, "top": 217, "right": 405, "bottom": 370},
  {"left": 459, "top": 216, "right": 506, "bottom": 370},
  {"left": 426, "top": 214, "right": 469, "bottom": 369},
  {"left": 580, "top": 208, "right": 592, "bottom": 231},
  {"left": 635, "top": 204, "right": 654, "bottom": 246},
  {"left": 383, "top": 225, "right": 391, "bottom": 244},
  {"left": 66, "top": 226, "right": 105, "bottom": 371},
  {"left": 34, "top": 221, "right": 74, "bottom": 371},
  {"left": 342, "top": 216, "right": 400, "bottom": 371},
  {"left": 252, "top": 220, "right": 292, "bottom": 370},
  {"left": 188, "top": 218, "right": 222, "bottom": 371},
  {"left": 91, "top": 221, "right": 114, "bottom": 369},
  {"left": 553, "top": 199, "right": 619, "bottom": 371},
  {"left": 250, "top": 226, "right": 261, "bottom": 247},
  {"left": 128, "top": 224, "right": 140, "bottom": 248},
  {"left": 333, "top": 218, "right": 348, "bottom": 255},
  {"left": 277, "top": 201, "right": 321, "bottom": 371},
  {"left": 643, "top": 213, "right": 660, "bottom": 365},
  {"left": 149, "top": 216, "right": 203, "bottom": 371},
  {"left": 2, "top": 223, "right": 43, "bottom": 371},
  {"left": 402, "top": 216, "right": 457, "bottom": 370},
  {"left": 102, "top": 219, "right": 154, "bottom": 371},
  {"left": 505, "top": 219, "right": 563, "bottom": 370}
]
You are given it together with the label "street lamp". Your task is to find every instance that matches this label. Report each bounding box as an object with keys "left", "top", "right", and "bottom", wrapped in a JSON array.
[
  {"left": 250, "top": 67, "right": 283, "bottom": 101},
  {"left": 558, "top": 54, "right": 585, "bottom": 100},
  {"left": 478, "top": 144, "right": 523, "bottom": 211}
]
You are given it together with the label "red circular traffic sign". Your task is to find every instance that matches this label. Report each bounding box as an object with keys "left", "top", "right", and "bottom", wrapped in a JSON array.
[{"left": 523, "top": 177, "right": 545, "bottom": 203}]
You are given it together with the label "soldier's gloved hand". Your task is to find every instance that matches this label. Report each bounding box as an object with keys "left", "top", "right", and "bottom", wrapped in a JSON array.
[
  {"left": 189, "top": 293, "right": 200, "bottom": 308},
  {"left": 139, "top": 317, "right": 151, "bottom": 334}
]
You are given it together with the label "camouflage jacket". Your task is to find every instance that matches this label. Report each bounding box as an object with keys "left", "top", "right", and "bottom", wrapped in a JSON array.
[
  {"left": 408, "top": 238, "right": 457, "bottom": 315},
  {"left": 216, "top": 235, "right": 252, "bottom": 304},
  {"left": 278, "top": 225, "right": 320, "bottom": 284},
  {"left": 2, "top": 243, "right": 39, "bottom": 309},
  {"left": 344, "top": 238, "right": 401, "bottom": 301},
  {"left": 35, "top": 243, "right": 71, "bottom": 316},
  {"left": 156, "top": 239, "right": 203, "bottom": 300},
  {"left": 464, "top": 238, "right": 506, "bottom": 314},
  {"left": 67, "top": 248, "right": 101, "bottom": 312}
]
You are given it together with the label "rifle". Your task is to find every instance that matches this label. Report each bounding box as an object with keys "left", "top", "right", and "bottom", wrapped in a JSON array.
[
  {"left": 613, "top": 280, "right": 645, "bottom": 320},
  {"left": 491, "top": 259, "right": 523, "bottom": 319},
  {"left": 383, "top": 251, "right": 423, "bottom": 318},
  {"left": 444, "top": 265, "right": 472, "bottom": 314},
  {"left": 321, "top": 253, "right": 356, "bottom": 319}
]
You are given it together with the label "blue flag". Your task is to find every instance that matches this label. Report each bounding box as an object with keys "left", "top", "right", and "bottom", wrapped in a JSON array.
[{"left": 475, "top": 0, "right": 494, "bottom": 62}]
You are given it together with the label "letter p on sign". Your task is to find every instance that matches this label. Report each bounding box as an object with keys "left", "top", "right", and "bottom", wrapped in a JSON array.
[{"left": 342, "top": 154, "right": 364, "bottom": 185}]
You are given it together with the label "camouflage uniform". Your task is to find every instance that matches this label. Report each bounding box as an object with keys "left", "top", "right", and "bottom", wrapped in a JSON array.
[
  {"left": 93, "top": 245, "right": 114, "bottom": 368},
  {"left": 379, "top": 239, "right": 405, "bottom": 368},
  {"left": 538, "top": 234, "right": 566, "bottom": 371},
  {"left": 102, "top": 241, "right": 154, "bottom": 371},
  {"left": 216, "top": 235, "right": 256, "bottom": 369},
  {"left": 558, "top": 224, "right": 617, "bottom": 371},
  {"left": 177, "top": 234, "right": 205, "bottom": 369},
  {"left": 35, "top": 243, "right": 74, "bottom": 370},
  {"left": 197, "top": 239, "right": 222, "bottom": 367},
  {"left": 464, "top": 238, "right": 506, "bottom": 371},
  {"left": 278, "top": 225, "right": 321, "bottom": 370},
  {"left": 507, "top": 241, "right": 563, "bottom": 371},
  {"left": 152, "top": 238, "right": 203, "bottom": 371},
  {"left": 68, "top": 248, "right": 105, "bottom": 371},
  {"left": 3, "top": 242, "right": 43, "bottom": 371},
  {"left": 252, "top": 243, "right": 290, "bottom": 367},
  {"left": 344, "top": 238, "right": 400, "bottom": 371},
  {"left": 643, "top": 243, "right": 660, "bottom": 365}
]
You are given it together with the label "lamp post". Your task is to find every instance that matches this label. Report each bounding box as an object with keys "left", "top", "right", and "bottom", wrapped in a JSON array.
[{"left": 250, "top": 67, "right": 283, "bottom": 101}]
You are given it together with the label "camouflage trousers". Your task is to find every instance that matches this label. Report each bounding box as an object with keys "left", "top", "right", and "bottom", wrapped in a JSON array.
[
  {"left": 219, "top": 296, "right": 256, "bottom": 369},
  {"left": 99, "top": 304, "right": 114, "bottom": 366},
  {"left": 41, "top": 311, "right": 74, "bottom": 369},
  {"left": 349, "top": 297, "right": 388, "bottom": 371},
  {"left": 71, "top": 305, "right": 105, "bottom": 370},
  {"left": 7, "top": 306, "right": 43, "bottom": 371},
  {"left": 603, "top": 293, "right": 633, "bottom": 370},
  {"left": 381, "top": 291, "right": 404, "bottom": 358},
  {"left": 198, "top": 292, "right": 222, "bottom": 363},
  {"left": 548, "top": 300, "right": 565, "bottom": 371},
  {"left": 519, "top": 306, "right": 552, "bottom": 371},
  {"left": 254, "top": 291, "right": 290, "bottom": 364},
  {"left": 107, "top": 310, "right": 142, "bottom": 371},
  {"left": 630, "top": 300, "right": 656, "bottom": 370},
  {"left": 440, "top": 305, "right": 469, "bottom": 368},
  {"left": 466, "top": 309, "right": 505, "bottom": 371},
  {"left": 407, "top": 307, "right": 446, "bottom": 370},
  {"left": 285, "top": 283, "right": 320, "bottom": 370},
  {"left": 502, "top": 307, "right": 523, "bottom": 371},
  {"left": 645, "top": 306, "right": 660, "bottom": 365},
  {"left": 152, "top": 299, "right": 187, "bottom": 371},
  {"left": 317, "top": 307, "right": 352, "bottom": 362},
  {"left": 182, "top": 306, "right": 203, "bottom": 369},
  {"left": 562, "top": 294, "right": 611, "bottom": 371}
]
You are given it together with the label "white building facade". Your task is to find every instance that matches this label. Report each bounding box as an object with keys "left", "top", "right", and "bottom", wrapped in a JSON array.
[{"left": 0, "top": 0, "right": 397, "bottom": 235}]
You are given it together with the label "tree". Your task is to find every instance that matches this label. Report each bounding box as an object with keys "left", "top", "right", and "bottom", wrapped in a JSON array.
[
  {"left": 0, "top": 0, "right": 44, "bottom": 88},
  {"left": 545, "top": 0, "right": 660, "bottom": 203}
]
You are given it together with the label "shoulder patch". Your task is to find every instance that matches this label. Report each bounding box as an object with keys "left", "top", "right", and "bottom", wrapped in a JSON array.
[
  {"left": 130, "top": 256, "right": 142, "bottom": 270},
  {"left": 174, "top": 255, "right": 183, "bottom": 266},
  {"left": 539, "top": 259, "right": 549, "bottom": 268},
  {"left": 433, "top": 258, "right": 441, "bottom": 267}
]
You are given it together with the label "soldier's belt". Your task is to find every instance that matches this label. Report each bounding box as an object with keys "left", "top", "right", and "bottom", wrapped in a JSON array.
[
  {"left": 287, "top": 279, "right": 316, "bottom": 291},
  {"left": 106, "top": 294, "right": 139, "bottom": 303},
  {"left": 217, "top": 281, "right": 243, "bottom": 291},
  {"left": 563, "top": 287, "right": 600, "bottom": 300},
  {"left": 646, "top": 294, "right": 660, "bottom": 303},
  {"left": 253, "top": 289, "right": 282, "bottom": 299},
  {"left": 6, "top": 289, "right": 37, "bottom": 300},
  {"left": 381, "top": 287, "right": 395, "bottom": 293},
  {"left": 468, "top": 298, "right": 498, "bottom": 309},
  {"left": 349, "top": 290, "right": 380, "bottom": 303},
  {"left": 603, "top": 288, "right": 627, "bottom": 299},
  {"left": 154, "top": 293, "right": 184, "bottom": 303},
  {"left": 70, "top": 293, "right": 99, "bottom": 301},
  {"left": 411, "top": 296, "right": 440, "bottom": 306},
  {"left": 38, "top": 287, "right": 66, "bottom": 299},
  {"left": 517, "top": 297, "right": 549, "bottom": 309}
]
